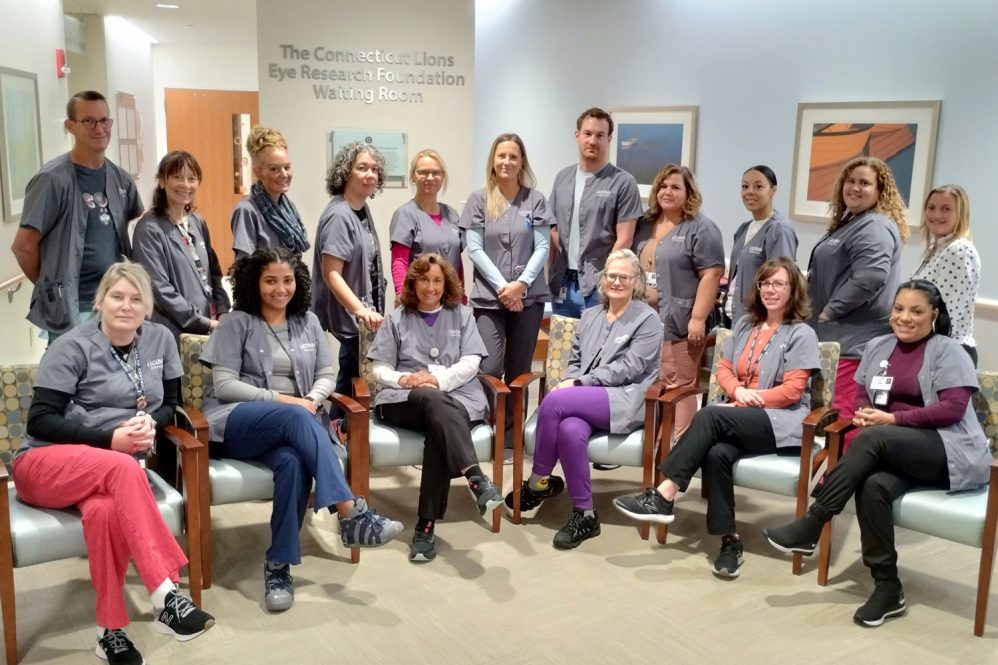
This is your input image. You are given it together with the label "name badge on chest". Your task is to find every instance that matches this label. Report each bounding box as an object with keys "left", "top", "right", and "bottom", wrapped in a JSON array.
[
  {"left": 871, "top": 375, "right": 893, "bottom": 406},
  {"left": 646, "top": 271, "right": 658, "bottom": 288}
]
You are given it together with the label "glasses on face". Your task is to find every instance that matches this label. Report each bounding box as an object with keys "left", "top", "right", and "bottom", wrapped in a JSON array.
[
  {"left": 757, "top": 279, "right": 790, "bottom": 291},
  {"left": 75, "top": 117, "right": 113, "bottom": 130},
  {"left": 605, "top": 273, "right": 637, "bottom": 284},
  {"left": 415, "top": 169, "right": 443, "bottom": 179}
]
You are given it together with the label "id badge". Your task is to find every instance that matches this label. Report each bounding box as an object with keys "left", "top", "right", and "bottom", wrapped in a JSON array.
[
  {"left": 871, "top": 376, "right": 893, "bottom": 391},
  {"left": 646, "top": 271, "right": 657, "bottom": 288},
  {"left": 428, "top": 363, "right": 445, "bottom": 373}
]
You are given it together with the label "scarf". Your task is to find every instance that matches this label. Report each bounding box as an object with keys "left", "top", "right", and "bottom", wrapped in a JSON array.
[{"left": 250, "top": 181, "right": 310, "bottom": 255}]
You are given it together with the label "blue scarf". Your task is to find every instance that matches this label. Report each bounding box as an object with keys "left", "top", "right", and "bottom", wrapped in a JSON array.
[{"left": 250, "top": 181, "right": 310, "bottom": 255}]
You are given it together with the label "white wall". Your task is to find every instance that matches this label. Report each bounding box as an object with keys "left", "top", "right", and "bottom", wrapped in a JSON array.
[{"left": 476, "top": 0, "right": 998, "bottom": 369}]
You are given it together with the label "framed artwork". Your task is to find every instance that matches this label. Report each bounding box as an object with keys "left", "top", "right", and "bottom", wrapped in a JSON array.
[
  {"left": 789, "top": 100, "right": 940, "bottom": 226},
  {"left": 608, "top": 106, "right": 698, "bottom": 199},
  {"left": 0, "top": 68, "right": 43, "bottom": 223}
]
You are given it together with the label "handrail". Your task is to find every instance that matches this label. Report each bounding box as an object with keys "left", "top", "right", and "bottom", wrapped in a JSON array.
[{"left": 0, "top": 273, "right": 26, "bottom": 303}]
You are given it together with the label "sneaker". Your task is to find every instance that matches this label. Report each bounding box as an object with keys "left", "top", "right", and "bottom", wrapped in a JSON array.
[
  {"left": 553, "top": 510, "right": 601, "bottom": 550},
  {"left": 593, "top": 463, "right": 621, "bottom": 471},
  {"left": 853, "top": 586, "right": 907, "bottom": 627},
  {"left": 712, "top": 535, "right": 744, "bottom": 579},
  {"left": 339, "top": 496, "right": 405, "bottom": 547},
  {"left": 153, "top": 587, "right": 215, "bottom": 641},
  {"left": 467, "top": 475, "right": 504, "bottom": 516},
  {"left": 330, "top": 418, "right": 349, "bottom": 451},
  {"left": 96, "top": 628, "right": 144, "bottom": 665},
  {"left": 264, "top": 562, "right": 294, "bottom": 612},
  {"left": 763, "top": 512, "right": 823, "bottom": 556},
  {"left": 504, "top": 476, "right": 565, "bottom": 513},
  {"left": 612, "top": 488, "right": 675, "bottom": 525},
  {"left": 409, "top": 530, "right": 437, "bottom": 562}
]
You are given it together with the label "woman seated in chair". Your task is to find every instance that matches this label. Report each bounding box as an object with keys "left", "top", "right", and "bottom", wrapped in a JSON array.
[
  {"left": 15, "top": 262, "right": 214, "bottom": 664},
  {"left": 199, "top": 248, "right": 403, "bottom": 611},
  {"left": 614, "top": 257, "right": 819, "bottom": 579},
  {"left": 765, "top": 279, "right": 990, "bottom": 627},
  {"left": 503, "top": 249, "right": 662, "bottom": 550},
  {"left": 367, "top": 253, "right": 504, "bottom": 563}
]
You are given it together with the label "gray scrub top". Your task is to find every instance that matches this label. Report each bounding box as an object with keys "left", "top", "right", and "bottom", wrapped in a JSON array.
[
  {"left": 807, "top": 211, "right": 901, "bottom": 358},
  {"left": 548, "top": 162, "right": 644, "bottom": 297},
  {"left": 715, "top": 317, "right": 820, "bottom": 447},
  {"left": 857, "top": 333, "right": 990, "bottom": 491},
  {"left": 132, "top": 210, "right": 231, "bottom": 338},
  {"left": 389, "top": 199, "right": 463, "bottom": 273},
  {"left": 199, "top": 310, "right": 334, "bottom": 441},
  {"left": 458, "top": 187, "right": 552, "bottom": 308},
  {"left": 231, "top": 198, "right": 281, "bottom": 261},
  {"left": 19, "top": 153, "right": 143, "bottom": 333},
  {"left": 310, "top": 195, "right": 385, "bottom": 339},
  {"left": 634, "top": 212, "right": 725, "bottom": 341},
  {"left": 564, "top": 300, "right": 663, "bottom": 433},
  {"left": 728, "top": 211, "right": 798, "bottom": 323},
  {"left": 367, "top": 304, "right": 489, "bottom": 421},
  {"left": 17, "top": 318, "right": 181, "bottom": 457}
]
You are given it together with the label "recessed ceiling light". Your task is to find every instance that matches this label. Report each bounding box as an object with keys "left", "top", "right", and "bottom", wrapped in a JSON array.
[{"left": 155, "top": 3, "right": 181, "bottom": 8}]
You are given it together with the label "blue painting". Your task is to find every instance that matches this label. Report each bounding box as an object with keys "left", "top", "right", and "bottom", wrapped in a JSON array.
[{"left": 615, "top": 123, "right": 685, "bottom": 186}]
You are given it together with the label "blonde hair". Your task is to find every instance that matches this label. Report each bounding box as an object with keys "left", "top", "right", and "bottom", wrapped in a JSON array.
[
  {"left": 921, "top": 184, "right": 972, "bottom": 259},
  {"left": 94, "top": 261, "right": 154, "bottom": 315},
  {"left": 246, "top": 125, "right": 288, "bottom": 165},
  {"left": 597, "top": 249, "right": 646, "bottom": 306},
  {"left": 483, "top": 133, "right": 535, "bottom": 220},
  {"left": 409, "top": 149, "right": 448, "bottom": 192},
  {"left": 828, "top": 157, "right": 909, "bottom": 241}
]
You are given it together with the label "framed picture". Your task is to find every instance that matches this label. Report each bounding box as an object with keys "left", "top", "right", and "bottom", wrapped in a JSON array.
[
  {"left": 789, "top": 100, "right": 940, "bottom": 226},
  {"left": 0, "top": 67, "right": 43, "bottom": 223},
  {"left": 327, "top": 129, "right": 408, "bottom": 188},
  {"left": 609, "top": 106, "right": 698, "bottom": 199}
]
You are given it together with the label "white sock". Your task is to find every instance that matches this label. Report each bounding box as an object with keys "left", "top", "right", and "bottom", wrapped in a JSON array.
[{"left": 150, "top": 578, "right": 174, "bottom": 609}]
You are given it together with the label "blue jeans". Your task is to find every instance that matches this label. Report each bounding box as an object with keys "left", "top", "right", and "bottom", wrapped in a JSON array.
[
  {"left": 216, "top": 401, "right": 353, "bottom": 564},
  {"left": 552, "top": 270, "right": 601, "bottom": 318}
]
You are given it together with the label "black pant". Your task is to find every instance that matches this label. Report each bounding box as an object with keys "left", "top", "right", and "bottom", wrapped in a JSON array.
[
  {"left": 331, "top": 334, "right": 360, "bottom": 421},
  {"left": 811, "top": 426, "right": 949, "bottom": 584},
  {"left": 659, "top": 405, "right": 782, "bottom": 535},
  {"left": 475, "top": 303, "right": 545, "bottom": 448},
  {"left": 963, "top": 344, "right": 978, "bottom": 367},
  {"left": 376, "top": 388, "right": 479, "bottom": 520}
]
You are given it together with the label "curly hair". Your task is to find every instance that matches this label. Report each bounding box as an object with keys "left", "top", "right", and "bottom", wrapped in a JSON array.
[
  {"left": 483, "top": 133, "right": 536, "bottom": 220},
  {"left": 229, "top": 248, "right": 311, "bottom": 317},
  {"left": 744, "top": 257, "right": 812, "bottom": 325},
  {"left": 920, "top": 184, "right": 972, "bottom": 258},
  {"left": 409, "top": 149, "right": 448, "bottom": 192},
  {"left": 398, "top": 253, "right": 463, "bottom": 309},
  {"left": 597, "top": 249, "right": 646, "bottom": 306},
  {"left": 828, "top": 157, "right": 909, "bottom": 241},
  {"left": 151, "top": 151, "right": 202, "bottom": 217},
  {"left": 246, "top": 125, "right": 288, "bottom": 164},
  {"left": 326, "top": 141, "right": 386, "bottom": 198},
  {"left": 894, "top": 279, "right": 952, "bottom": 338},
  {"left": 645, "top": 164, "right": 702, "bottom": 221}
]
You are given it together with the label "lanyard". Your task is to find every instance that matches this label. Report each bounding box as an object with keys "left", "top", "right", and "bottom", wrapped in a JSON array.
[
  {"left": 176, "top": 218, "right": 213, "bottom": 298},
  {"left": 110, "top": 344, "right": 147, "bottom": 410},
  {"left": 740, "top": 324, "right": 780, "bottom": 386}
]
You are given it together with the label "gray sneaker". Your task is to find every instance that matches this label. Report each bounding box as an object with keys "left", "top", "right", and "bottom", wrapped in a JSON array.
[
  {"left": 409, "top": 531, "right": 436, "bottom": 562},
  {"left": 339, "top": 496, "right": 404, "bottom": 547},
  {"left": 467, "top": 475, "right": 504, "bottom": 517},
  {"left": 264, "top": 561, "right": 294, "bottom": 611}
]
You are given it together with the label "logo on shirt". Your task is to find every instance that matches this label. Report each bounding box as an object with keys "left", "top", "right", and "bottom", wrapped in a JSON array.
[
  {"left": 448, "top": 329, "right": 461, "bottom": 337},
  {"left": 748, "top": 246, "right": 763, "bottom": 254},
  {"left": 595, "top": 190, "right": 612, "bottom": 198},
  {"left": 299, "top": 342, "right": 317, "bottom": 352},
  {"left": 826, "top": 238, "right": 841, "bottom": 247},
  {"left": 146, "top": 359, "right": 164, "bottom": 370},
  {"left": 614, "top": 334, "right": 630, "bottom": 344},
  {"left": 672, "top": 235, "right": 686, "bottom": 242}
]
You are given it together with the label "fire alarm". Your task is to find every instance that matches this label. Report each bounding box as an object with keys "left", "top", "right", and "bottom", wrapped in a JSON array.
[{"left": 56, "top": 49, "right": 70, "bottom": 78}]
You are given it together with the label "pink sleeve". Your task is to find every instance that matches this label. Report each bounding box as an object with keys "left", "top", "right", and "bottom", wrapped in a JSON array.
[{"left": 390, "top": 243, "right": 411, "bottom": 294}]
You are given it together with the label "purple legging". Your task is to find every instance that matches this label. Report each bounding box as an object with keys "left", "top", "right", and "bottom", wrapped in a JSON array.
[{"left": 531, "top": 386, "right": 611, "bottom": 510}]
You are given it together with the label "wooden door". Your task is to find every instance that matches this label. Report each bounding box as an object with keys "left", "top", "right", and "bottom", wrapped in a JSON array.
[{"left": 165, "top": 88, "right": 259, "bottom": 274}]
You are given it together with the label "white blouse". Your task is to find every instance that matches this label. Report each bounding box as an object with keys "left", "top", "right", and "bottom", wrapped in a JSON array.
[{"left": 912, "top": 236, "right": 981, "bottom": 347}]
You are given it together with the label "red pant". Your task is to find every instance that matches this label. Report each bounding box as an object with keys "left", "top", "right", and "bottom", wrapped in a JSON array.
[
  {"left": 661, "top": 339, "right": 699, "bottom": 441},
  {"left": 13, "top": 446, "right": 186, "bottom": 628},
  {"left": 831, "top": 357, "right": 862, "bottom": 453}
]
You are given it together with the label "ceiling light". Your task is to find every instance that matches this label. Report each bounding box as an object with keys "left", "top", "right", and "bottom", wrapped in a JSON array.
[{"left": 155, "top": 3, "right": 181, "bottom": 8}]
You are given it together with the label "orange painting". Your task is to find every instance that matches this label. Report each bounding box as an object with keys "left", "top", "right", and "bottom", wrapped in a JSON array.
[{"left": 807, "top": 123, "right": 916, "bottom": 204}]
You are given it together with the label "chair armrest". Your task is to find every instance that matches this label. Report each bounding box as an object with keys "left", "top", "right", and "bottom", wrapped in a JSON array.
[
  {"left": 990, "top": 458, "right": 998, "bottom": 483},
  {"left": 478, "top": 373, "right": 512, "bottom": 400},
  {"left": 660, "top": 384, "right": 701, "bottom": 406},
  {"left": 175, "top": 404, "right": 210, "bottom": 446},
  {"left": 645, "top": 381, "right": 668, "bottom": 403},
  {"left": 352, "top": 377, "right": 371, "bottom": 410},
  {"left": 0, "top": 464, "right": 8, "bottom": 484},
  {"left": 508, "top": 371, "right": 544, "bottom": 393},
  {"left": 823, "top": 418, "right": 856, "bottom": 469},
  {"left": 162, "top": 424, "right": 204, "bottom": 454},
  {"left": 802, "top": 406, "right": 840, "bottom": 438}
]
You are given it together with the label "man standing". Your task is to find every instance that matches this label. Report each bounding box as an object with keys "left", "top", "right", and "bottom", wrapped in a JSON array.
[
  {"left": 549, "top": 107, "right": 643, "bottom": 317},
  {"left": 11, "top": 90, "right": 143, "bottom": 339}
]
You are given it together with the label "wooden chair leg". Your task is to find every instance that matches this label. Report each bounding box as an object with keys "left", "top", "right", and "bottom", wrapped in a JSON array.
[
  {"left": 817, "top": 521, "right": 833, "bottom": 586},
  {"left": 974, "top": 477, "right": 998, "bottom": 636},
  {"left": 0, "top": 485, "right": 18, "bottom": 665},
  {"left": 657, "top": 523, "right": 668, "bottom": 545}
]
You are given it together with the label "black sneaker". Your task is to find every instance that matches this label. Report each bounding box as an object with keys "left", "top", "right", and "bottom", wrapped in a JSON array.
[
  {"left": 339, "top": 496, "right": 405, "bottom": 547},
  {"left": 854, "top": 586, "right": 907, "bottom": 627},
  {"left": 409, "top": 530, "right": 436, "bottom": 562},
  {"left": 764, "top": 512, "right": 823, "bottom": 556},
  {"left": 553, "top": 510, "right": 601, "bottom": 549},
  {"left": 153, "top": 587, "right": 216, "bottom": 641},
  {"left": 264, "top": 562, "right": 294, "bottom": 612},
  {"left": 96, "top": 628, "right": 144, "bottom": 665},
  {"left": 593, "top": 463, "right": 621, "bottom": 471},
  {"left": 504, "top": 476, "right": 565, "bottom": 513},
  {"left": 612, "top": 488, "right": 675, "bottom": 524},
  {"left": 467, "top": 475, "right": 504, "bottom": 516},
  {"left": 712, "top": 535, "right": 744, "bottom": 579}
]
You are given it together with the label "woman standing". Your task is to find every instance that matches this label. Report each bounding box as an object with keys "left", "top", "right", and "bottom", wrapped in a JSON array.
[
  {"left": 389, "top": 149, "right": 463, "bottom": 295},
  {"left": 505, "top": 250, "right": 662, "bottom": 550},
  {"left": 133, "top": 150, "right": 230, "bottom": 339},
  {"left": 807, "top": 156, "right": 908, "bottom": 436},
  {"left": 312, "top": 141, "right": 388, "bottom": 414},
  {"left": 614, "top": 257, "right": 818, "bottom": 578},
  {"left": 231, "top": 125, "right": 309, "bottom": 260},
  {"left": 201, "top": 248, "right": 402, "bottom": 611},
  {"left": 14, "top": 262, "right": 214, "bottom": 663},
  {"left": 634, "top": 164, "right": 725, "bottom": 441},
  {"left": 460, "top": 133, "right": 551, "bottom": 459},
  {"left": 368, "top": 254, "right": 504, "bottom": 562},
  {"left": 766, "top": 280, "right": 990, "bottom": 627},
  {"left": 725, "top": 165, "right": 798, "bottom": 324},
  {"left": 911, "top": 184, "right": 980, "bottom": 365}
]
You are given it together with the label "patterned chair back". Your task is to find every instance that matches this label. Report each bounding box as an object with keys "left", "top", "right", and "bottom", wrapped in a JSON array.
[
  {"left": 973, "top": 370, "right": 998, "bottom": 458},
  {"left": 358, "top": 320, "right": 383, "bottom": 399},
  {"left": 545, "top": 315, "right": 579, "bottom": 388},
  {"left": 0, "top": 365, "right": 37, "bottom": 467},
  {"left": 179, "top": 334, "right": 212, "bottom": 410}
]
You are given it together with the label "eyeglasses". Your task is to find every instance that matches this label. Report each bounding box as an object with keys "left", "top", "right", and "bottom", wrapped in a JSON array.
[
  {"left": 74, "top": 117, "right": 114, "bottom": 130},
  {"left": 415, "top": 169, "right": 443, "bottom": 179},
  {"left": 605, "top": 273, "right": 637, "bottom": 284},
  {"left": 757, "top": 279, "right": 790, "bottom": 291}
]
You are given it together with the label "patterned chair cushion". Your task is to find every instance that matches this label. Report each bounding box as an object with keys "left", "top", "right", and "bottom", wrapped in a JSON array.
[
  {"left": 179, "top": 334, "right": 211, "bottom": 412},
  {"left": 973, "top": 370, "right": 997, "bottom": 458},
  {"left": 545, "top": 315, "right": 578, "bottom": 386},
  {"left": 0, "top": 366, "right": 37, "bottom": 467}
]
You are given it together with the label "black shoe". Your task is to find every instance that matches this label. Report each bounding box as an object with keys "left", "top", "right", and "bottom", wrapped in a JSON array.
[
  {"left": 468, "top": 475, "right": 504, "bottom": 516},
  {"left": 553, "top": 510, "right": 601, "bottom": 550},
  {"left": 504, "top": 476, "right": 565, "bottom": 513},
  {"left": 612, "top": 488, "right": 675, "bottom": 524},
  {"left": 853, "top": 586, "right": 907, "bottom": 627},
  {"left": 764, "top": 512, "right": 823, "bottom": 556},
  {"left": 409, "top": 530, "right": 437, "bottom": 562},
  {"left": 96, "top": 628, "right": 145, "bottom": 665},
  {"left": 593, "top": 463, "right": 621, "bottom": 471},
  {"left": 712, "top": 535, "right": 744, "bottom": 579},
  {"left": 153, "top": 587, "right": 216, "bottom": 642}
]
